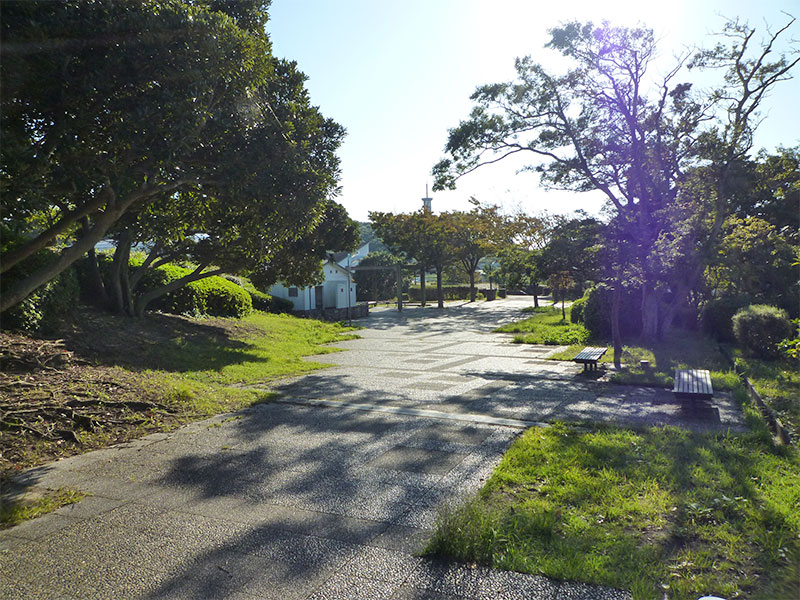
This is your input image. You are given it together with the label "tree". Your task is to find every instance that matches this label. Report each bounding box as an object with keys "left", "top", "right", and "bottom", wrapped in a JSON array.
[
  {"left": 1, "top": 0, "right": 346, "bottom": 317},
  {"left": 2, "top": 1, "right": 264, "bottom": 311},
  {"left": 445, "top": 201, "right": 506, "bottom": 302},
  {"left": 353, "top": 252, "right": 404, "bottom": 301},
  {"left": 433, "top": 18, "right": 799, "bottom": 345},
  {"left": 370, "top": 210, "right": 453, "bottom": 308},
  {"left": 547, "top": 271, "right": 574, "bottom": 320},
  {"left": 539, "top": 213, "right": 602, "bottom": 296}
]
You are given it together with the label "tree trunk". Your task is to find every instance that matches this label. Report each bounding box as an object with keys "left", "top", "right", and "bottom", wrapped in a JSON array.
[
  {"left": 79, "top": 217, "right": 110, "bottom": 309},
  {"left": 109, "top": 231, "right": 132, "bottom": 315},
  {"left": 0, "top": 188, "right": 130, "bottom": 313},
  {"left": 419, "top": 266, "right": 426, "bottom": 307},
  {"left": 612, "top": 279, "right": 623, "bottom": 369},
  {"left": 436, "top": 266, "right": 444, "bottom": 309},
  {"left": 0, "top": 179, "right": 183, "bottom": 313},
  {"left": 468, "top": 268, "right": 476, "bottom": 302},
  {"left": 0, "top": 194, "right": 106, "bottom": 275},
  {"left": 641, "top": 280, "right": 659, "bottom": 340}
]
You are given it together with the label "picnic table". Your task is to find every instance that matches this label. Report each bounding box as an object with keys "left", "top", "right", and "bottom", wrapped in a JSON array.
[
  {"left": 673, "top": 369, "right": 713, "bottom": 400},
  {"left": 573, "top": 346, "right": 607, "bottom": 371}
]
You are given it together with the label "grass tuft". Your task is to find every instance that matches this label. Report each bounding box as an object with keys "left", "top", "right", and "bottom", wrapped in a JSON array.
[{"left": 1, "top": 488, "right": 86, "bottom": 529}]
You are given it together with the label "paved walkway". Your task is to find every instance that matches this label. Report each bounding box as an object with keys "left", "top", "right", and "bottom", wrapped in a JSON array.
[{"left": 0, "top": 298, "right": 745, "bottom": 599}]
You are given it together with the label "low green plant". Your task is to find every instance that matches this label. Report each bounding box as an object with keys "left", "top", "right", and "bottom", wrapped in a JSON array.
[
  {"left": 1, "top": 488, "right": 85, "bottom": 528},
  {"left": 732, "top": 304, "right": 793, "bottom": 359},
  {"left": 700, "top": 295, "right": 753, "bottom": 343}
]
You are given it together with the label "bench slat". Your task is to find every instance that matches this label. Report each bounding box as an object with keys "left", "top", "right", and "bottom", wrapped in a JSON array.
[{"left": 673, "top": 369, "right": 713, "bottom": 398}]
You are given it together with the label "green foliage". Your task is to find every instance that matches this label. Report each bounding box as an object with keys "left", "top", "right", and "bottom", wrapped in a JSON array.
[
  {"left": 582, "top": 284, "right": 641, "bottom": 339},
  {"left": 778, "top": 319, "right": 800, "bottom": 361},
  {"left": 732, "top": 304, "right": 793, "bottom": 359},
  {"left": 1, "top": 249, "right": 79, "bottom": 332},
  {"left": 426, "top": 424, "right": 800, "bottom": 600},
  {"left": 228, "top": 276, "right": 293, "bottom": 314},
  {"left": 353, "top": 251, "right": 404, "bottom": 301},
  {"left": 148, "top": 265, "right": 251, "bottom": 318},
  {"left": 570, "top": 296, "right": 587, "bottom": 324},
  {"left": 700, "top": 295, "right": 753, "bottom": 342},
  {"left": 408, "top": 285, "right": 476, "bottom": 302}
]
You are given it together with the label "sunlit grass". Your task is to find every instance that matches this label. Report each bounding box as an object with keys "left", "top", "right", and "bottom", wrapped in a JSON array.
[
  {"left": 495, "top": 305, "right": 589, "bottom": 345},
  {"left": 142, "top": 312, "right": 359, "bottom": 417},
  {"left": 0, "top": 488, "right": 86, "bottom": 529},
  {"left": 427, "top": 422, "right": 800, "bottom": 600}
]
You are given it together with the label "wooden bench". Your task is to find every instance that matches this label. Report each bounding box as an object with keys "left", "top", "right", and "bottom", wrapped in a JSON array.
[
  {"left": 573, "top": 346, "right": 607, "bottom": 371},
  {"left": 673, "top": 369, "right": 713, "bottom": 400}
]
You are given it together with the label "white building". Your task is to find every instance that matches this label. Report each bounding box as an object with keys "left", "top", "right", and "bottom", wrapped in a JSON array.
[{"left": 269, "top": 258, "right": 357, "bottom": 312}]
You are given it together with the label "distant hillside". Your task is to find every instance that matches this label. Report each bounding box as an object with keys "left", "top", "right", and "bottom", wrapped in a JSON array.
[{"left": 358, "top": 222, "right": 388, "bottom": 253}]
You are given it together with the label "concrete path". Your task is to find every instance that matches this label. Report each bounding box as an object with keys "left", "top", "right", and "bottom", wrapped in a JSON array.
[{"left": 0, "top": 298, "right": 745, "bottom": 599}]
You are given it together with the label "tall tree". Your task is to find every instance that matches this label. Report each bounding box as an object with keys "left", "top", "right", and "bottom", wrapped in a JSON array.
[{"left": 433, "top": 18, "right": 799, "bottom": 343}]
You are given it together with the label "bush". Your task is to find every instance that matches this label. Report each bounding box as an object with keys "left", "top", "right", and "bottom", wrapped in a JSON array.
[
  {"left": 155, "top": 269, "right": 252, "bottom": 318},
  {"left": 570, "top": 296, "right": 587, "bottom": 324},
  {"left": 1, "top": 249, "right": 80, "bottom": 332},
  {"left": 701, "top": 295, "right": 752, "bottom": 342},
  {"left": 732, "top": 304, "right": 793, "bottom": 359},
  {"left": 231, "top": 277, "right": 293, "bottom": 314},
  {"left": 581, "top": 283, "right": 641, "bottom": 339}
]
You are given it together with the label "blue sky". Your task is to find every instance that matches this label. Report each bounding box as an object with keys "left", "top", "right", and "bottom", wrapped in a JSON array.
[{"left": 267, "top": 1, "right": 800, "bottom": 221}]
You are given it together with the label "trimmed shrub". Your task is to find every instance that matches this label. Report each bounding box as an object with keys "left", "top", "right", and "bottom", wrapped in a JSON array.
[
  {"left": 1, "top": 249, "right": 80, "bottom": 332},
  {"left": 701, "top": 295, "right": 752, "bottom": 342},
  {"left": 570, "top": 296, "right": 587, "bottom": 324},
  {"left": 155, "top": 269, "right": 252, "bottom": 318},
  {"left": 732, "top": 304, "right": 793, "bottom": 359},
  {"left": 232, "top": 277, "right": 293, "bottom": 314},
  {"left": 581, "top": 283, "right": 641, "bottom": 339}
]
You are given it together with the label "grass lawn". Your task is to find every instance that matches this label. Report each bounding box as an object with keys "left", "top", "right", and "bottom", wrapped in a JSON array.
[
  {"left": 731, "top": 353, "right": 800, "bottom": 442},
  {"left": 1, "top": 309, "right": 358, "bottom": 481},
  {"left": 500, "top": 305, "right": 741, "bottom": 390},
  {"left": 494, "top": 305, "right": 590, "bottom": 345},
  {"left": 427, "top": 419, "right": 800, "bottom": 600}
]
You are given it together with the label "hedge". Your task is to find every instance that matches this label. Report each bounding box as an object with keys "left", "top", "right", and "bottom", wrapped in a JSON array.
[
  {"left": 580, "top": 284, "right": 641, "bottom": 339},
  {"left": 147, "top": 264, "right": 252, "bottom": 318},
  {"left": 408, "top": 285, "right": 485, "bottom": 302},
  {"left": 732, "top": 304, "right": 793, "bottom": 359},
  {"left": 701, "top": 295, "right": 753, "bottom": 343}
]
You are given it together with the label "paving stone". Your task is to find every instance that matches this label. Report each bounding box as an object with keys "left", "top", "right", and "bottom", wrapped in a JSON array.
[
  {"left": 370, "top": 524, "right": 432, "bottom": 554},
  {"left": 308, "top": 573, "right": 401, "bottom": 600},
  {"left": 2, "top": 511, "right": 82, "bottom": 540},
  {"left": 367, "top": 447, "right": 466, "bottom": 475},
  {"left": 53, "top": 494, "right": 128, "bottom": 519},
  {"left": 340, "top": 546, "right": 425, "bottom": 584}
]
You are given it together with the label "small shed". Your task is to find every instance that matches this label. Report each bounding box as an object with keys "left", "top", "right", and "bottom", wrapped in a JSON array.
[{"left": 269, "top": 259, "right": 357, "bottom": 312}]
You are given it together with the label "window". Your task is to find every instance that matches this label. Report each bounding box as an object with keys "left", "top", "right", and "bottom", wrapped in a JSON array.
[{"left": 288, "top": 287, "right": 298, "bottom": 297}]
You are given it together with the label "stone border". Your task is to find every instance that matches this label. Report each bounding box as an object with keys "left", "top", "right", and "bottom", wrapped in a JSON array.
[{"left": 719, "top": 345, "right": 791, "bottom": 445}]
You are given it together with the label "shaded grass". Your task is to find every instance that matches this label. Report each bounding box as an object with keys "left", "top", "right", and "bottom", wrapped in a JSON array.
[
  {"left": 494, "top": 306, "right": 589, "bottom": 345},
  {"left": 2, "top": 311, "right": 359, "bottom": 479},
  {"left": 732, "top": 352, "right": 800, "bottom": 441},
  {"left": 426, "top": 420, "right": 800, "bottom": 600},
  {"left": 546, "top": 332, "right": 740, "bottom": 390},
  {"left": 1, "top": 488, "right": 85, "bottom": 529}
]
